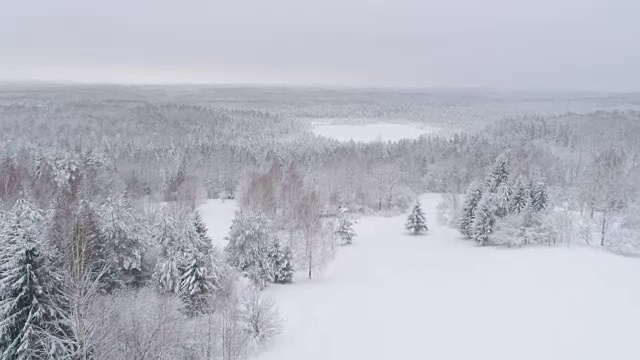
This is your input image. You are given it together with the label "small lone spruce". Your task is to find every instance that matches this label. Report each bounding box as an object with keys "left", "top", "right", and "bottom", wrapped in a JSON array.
[{"left": 405, "top": 201, "right": 428, "bottom": 235}]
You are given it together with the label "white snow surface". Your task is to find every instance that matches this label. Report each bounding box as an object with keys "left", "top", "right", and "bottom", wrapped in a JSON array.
[
  {"left": 248, "top": 194, "right": 640, "bottom": 360},
  {"left": 198, "top": 198, "right": 236, "bottom": 248},
  {"left": 312, "top": 122, "right": 437, "bottom": 142}
]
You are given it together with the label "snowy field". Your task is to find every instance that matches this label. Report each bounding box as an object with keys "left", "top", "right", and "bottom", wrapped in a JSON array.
[
  {"left": 243, "top": 194, "right": 640, "bottom": 360},
  {"left": 198, "top": 198, "right": 237, "bottom": 248},
  {"left": 312, "top": 121, "right": 438, "bottom": 142}
]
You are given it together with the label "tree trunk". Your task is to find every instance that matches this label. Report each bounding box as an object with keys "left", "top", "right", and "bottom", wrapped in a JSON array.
[
  {"left": 600, "top": 210, "right": 607, "bottom": 247},
  {"left": 307, "top": 234, "right": 313, "bottom": 280},
  {"left": 206, "top": 312, "right": 213, "bottom": 360}
]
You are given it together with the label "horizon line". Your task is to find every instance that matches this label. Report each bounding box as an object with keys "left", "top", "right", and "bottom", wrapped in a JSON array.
[{"left": 1, "top": 79, "right": 636, "bottom": 95}]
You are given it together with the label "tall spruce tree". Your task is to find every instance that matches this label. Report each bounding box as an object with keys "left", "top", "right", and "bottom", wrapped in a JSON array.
[
  {"left": 153, "top": 211, "right": 183, "bottom": 294},
  {"left": 457, "top": 182, "right": 483, "bottom": 238},
  {"left": 405, "top": 201, "right": 428, "bottom": 235},
  {"left": 192, "top": 211, "right": 211, "bottom": 252},
  {"left": 178, "top": 211, "right": 221, "bottom": 316},
  {"left": 530, "top": 179, "right": 549, "bottom": 212},
  {"left": 98, "top": 194, "right": 147, "bottom": 291},
  {"left": 225, "top": 210, "right": 275, "bottom": 289},
  {"left": 485, "top": 153, "right": 511, "bottom": 193},
  {"left": 179, "top": 251, "right": 214, "bottom": 317},
  {"left": 510, "top": 176, "right": 530, "bottom": 214},
  {"left": 0, "top": 200, "right": 70, "bottom": 359},
  {"left": 154, "top": 208, "right": 220, "bottom": 312},
  {"left": 471, "top": 194, "right": 497, "bottom": 246},
  {"left": 493, "top": 182, "right": 512, "bottom": 218}
]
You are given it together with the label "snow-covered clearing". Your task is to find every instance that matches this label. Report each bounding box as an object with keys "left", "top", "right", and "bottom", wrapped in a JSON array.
[
  {"left": 250, "top": 194, "right": 640, "bottom": 360},
  {"left": 199, "top": 198, "right": 237, "bottom": 247},
  {"left": 312, "top": 121, "right": 437, "bottom": 142}
]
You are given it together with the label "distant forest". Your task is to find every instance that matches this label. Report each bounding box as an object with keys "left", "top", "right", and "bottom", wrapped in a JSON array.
[{"left": 0, "top": 85, "right": 639, "bottom": 359}]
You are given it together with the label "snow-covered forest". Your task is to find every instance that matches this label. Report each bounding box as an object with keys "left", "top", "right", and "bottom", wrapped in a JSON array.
[{"left": 1, "top": 84, "right": 640, "bottom": 359}]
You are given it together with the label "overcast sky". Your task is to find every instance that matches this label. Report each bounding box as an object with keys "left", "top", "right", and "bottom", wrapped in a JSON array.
[{"left": 1, "top": 0, "right": 638, "bottom": 90}]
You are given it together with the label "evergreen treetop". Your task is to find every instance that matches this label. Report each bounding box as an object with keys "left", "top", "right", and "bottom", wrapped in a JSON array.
[
  {"left": 530, "top": 179, "right": 549, "bottom": 212},
  {"left": 225, "top": 210, "right": 275, "bottom": 288},
  {"left": 336, "top": 217, "right": 357, "bottom": 245},
  {"left": 510, "top": 176, "right": 530, "bottom": 214},
  {"left": 268, "top": 239, "right": 294, "bottom": 284},
  {"left": 458, "top": 182, "right": 484, "bottom": 238},
  {"left": 471, "top": 194, "right": 496, "bottom": 246},
  {"left": 485, "top": 153, "right": 511, "bottom": 193},
  {"left": 405, "top": 201, "right": 428, "bottom": 235},
  {"left": 0, "top": 200, "right": 70, "bottom": 359}
]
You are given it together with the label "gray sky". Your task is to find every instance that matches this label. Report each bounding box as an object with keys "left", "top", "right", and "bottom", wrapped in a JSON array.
[{"left": 1, "top": 0, "right": 639, "bottom": 90}]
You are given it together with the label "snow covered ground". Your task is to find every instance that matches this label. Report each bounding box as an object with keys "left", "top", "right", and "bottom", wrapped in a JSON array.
[
  {"left": 312, "top": 121, "right": 437, "bottom": 142},
  {"left": 249, "top": 194, "right": 640, "bottom": 360},
  {"left": 198, "top": 198, "right": 237, "bottom": 247}
]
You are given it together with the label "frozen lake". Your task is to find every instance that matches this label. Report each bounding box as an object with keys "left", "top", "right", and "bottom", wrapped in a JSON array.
[{"left": 312, "top": 121, "right": 437, "bottom": 142}]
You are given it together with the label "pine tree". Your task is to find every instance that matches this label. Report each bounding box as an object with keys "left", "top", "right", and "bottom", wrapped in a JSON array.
[
  {"left": 457, "top": 182, "right": 483, "bottom": 238},
  {"left": 530, "top": 179, "right": 549, "bottom": 212},
  {"left": 193, "top": 211, "right": 210, "bottom": 247},
  {"left": 155, "top": 253, "right": 183, "bottom": 295},
  {"left": 510, "top": 176, "right": 530, "bottom": 214},
  {"left": 178, "top": 212, "right": 221, "bottom": 315},
  {"left": 336, "top": 217, "right": 357, "bottom": 245},
  {"left": 472, "top": 194, "right": 497, "bottom": 246},
  {"left": 73, "top": 201, "right": 110, "bottom": 288},
  {"left": 268, "top": 240, "right": 294, "bottom": 284},
  {"left": 153, "top": 212, "right": 183, "bottom": 294},
  {"left": 98, "top": 194, "right": 147, "bottom": 291},
  {"left": 485, "top": 153, "right": 511, "bottom": 193},
  {"left": 0, "top": 200, "right": 70, "bottom": 359},
  {"left": 154, "top": 208, "right": 220, "bottom": 308},
  {"left": 191, "top": 211, "right": 212, "bottom": 255},
  {"left": 405, "top": 201, "right": 428, "bottom": 235},
  {"left": 493, "top": 182, "right": 512, "bottom": 218},
  {"left": 225, "top": 210, "right": 274, "bottom": 288},
  {"left": 179, "top": 251, "right": 214, "bottom": 317}
]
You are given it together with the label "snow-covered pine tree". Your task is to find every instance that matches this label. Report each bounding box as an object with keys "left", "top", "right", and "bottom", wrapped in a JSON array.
[
  {"left": 457, "top": 182, "right": 483, "bottom": 238},
  {"left": 405, "top": 201, "right": 428, "bottom": 235},
  {"left": 225, "top": 210, "right": 275, "bottom": 289},
  {"left": 177, "top": 211, "right": 222, "bottom": 315},
  {"left": 530, "top": 179, "right": 549, "bottom": 212},
  {"left": 153, "top": 211, "right": 184, "bottom": 294},
  {"left": 472, "top": 194, "right": 497, "bottom": 246},
  {"left": 154, "top": 208, "right": 221, "bottom": 308},
  {"left": 192, "top": 211, "right": 210, "bottom": 247},
  {"left": 485, "top": 153, "right": 511, "bottom": 193},
  {"left": 191, "top": 210, "right": 213, "bottom": 256},
  {"left": 493, "top": 182, "right": 512, "bottom": 218},
  {"left": 268, "top": 240, "right": 294, "bottom": 284},
  {"left": 0, "top": 200, "right": 70, "bottom": 359},
  {"left": 336, "top": 217, "right": 357, "bottom": 245},
  {"left": 179, "top": 251, "right": 214, "bottom": 317},
  {"left": 98, "top": 194, "right": 147, "bottom": 291},
  {"left": 510, "top": 176, "right": 530, "bottom": 214}
]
